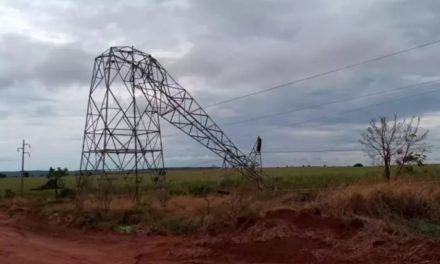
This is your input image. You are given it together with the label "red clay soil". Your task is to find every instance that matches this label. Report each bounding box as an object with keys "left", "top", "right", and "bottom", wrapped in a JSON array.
[{"left": 1, "top": 208, "right": 440, "bottom": 264}]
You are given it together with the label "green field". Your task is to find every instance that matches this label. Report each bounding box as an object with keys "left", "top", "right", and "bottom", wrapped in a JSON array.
[{"left": 2, "top": 165, "right": 440, "bottom": 197}]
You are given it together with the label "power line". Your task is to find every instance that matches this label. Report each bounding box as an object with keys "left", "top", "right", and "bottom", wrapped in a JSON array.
[
  {"left": 204, "top": 39, "right": 440, "bottom": 108},
  {"left": 286, "top": 86, "right": 440, "bottom": 128},
  {"left": 263, "top": 149, "right": 362, "bottom": 154},
  {"left": 222, "top": 79, "right": 440, "bottom": 126},
  {"left": 164, "top": 85, "right": 440, "bottom": 143},
  {"left": 221, "top": 85, "right": 440, "bottom": 145},
  {"left": 162, "top": 79, "right": 440, "bottom": 137},
  {"left": 236, "top": 88, "right": 440, "bottom": 159}
]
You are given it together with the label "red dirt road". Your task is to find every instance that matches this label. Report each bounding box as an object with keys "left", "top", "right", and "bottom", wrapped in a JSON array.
[
  {"left": 0, "top": 211, "right": 178, "bottom": 264},
  {"left": 1, "top": 208, "right": 440, "bottom": 263}
]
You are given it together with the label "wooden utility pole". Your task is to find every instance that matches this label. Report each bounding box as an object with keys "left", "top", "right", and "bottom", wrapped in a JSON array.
[{"left": 17, "top": 139, "right": 30, "bottom": 196}]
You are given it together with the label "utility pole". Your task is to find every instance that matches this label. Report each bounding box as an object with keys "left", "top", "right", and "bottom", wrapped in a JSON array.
[{"left": 17, "top": 139, "right": 31, "bottom": 196}]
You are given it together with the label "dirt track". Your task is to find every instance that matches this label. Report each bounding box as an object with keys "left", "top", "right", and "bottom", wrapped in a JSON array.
[
  {"left": 0, "top": 211, "right": 177, "bottom": 264},
  {"left": 1, "top": 209, "right": 440, "bottom": 264}
]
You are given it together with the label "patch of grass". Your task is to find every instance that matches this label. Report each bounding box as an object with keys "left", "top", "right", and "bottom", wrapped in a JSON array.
[
  {"left": 69, "top": 200, "right": 199, "bottom": 235},
  {"left": 409, "top": 219, "right": 440, "bottom": 241},
  {"left": 187, "top": 182, "right": 216, "bottom": 196},
  {"left": 347, "top": 191, "right": 431, "bottom": 219},
  {"left": 4, "top": 189, "right": 15, "bottom": 199},
  {"left": 318, "top": 179, "right": 440, "bottom": 222},
  {"left": 71, "top": 208, "right": 126, "bottom": 230},
  {"left": 113, "top": 225, "right": 137, "bottom": 234},
  {"left": 152, "top": 217, "right": 197, "bottom": 235}
]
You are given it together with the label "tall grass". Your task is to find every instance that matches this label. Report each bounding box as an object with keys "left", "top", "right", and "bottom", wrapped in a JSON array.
[
  {"left": 318, "top": 179, "right": 440, "bottom": 221},
  {"left": 3, "top": 165, "right": 440, "bottom": 238}
]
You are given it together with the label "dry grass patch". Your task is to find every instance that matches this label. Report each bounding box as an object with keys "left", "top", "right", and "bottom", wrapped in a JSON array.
[{"left": 316, "top": 179, "right": 440, "bottom": 221}]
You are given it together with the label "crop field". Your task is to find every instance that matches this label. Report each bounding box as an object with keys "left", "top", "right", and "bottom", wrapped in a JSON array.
[
  {"left": 0, "top": 166, "right": 395, "bottom": 195},
  {"left": 1, "top": 165, "right": 440, "bottom": 196}
]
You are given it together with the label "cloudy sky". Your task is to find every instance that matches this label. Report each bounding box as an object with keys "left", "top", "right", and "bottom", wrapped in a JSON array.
[{"left": 1, "top": 0, "right": 440, "bottom": 171}]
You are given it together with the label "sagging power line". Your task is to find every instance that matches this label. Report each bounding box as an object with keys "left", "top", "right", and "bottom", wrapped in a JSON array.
[
  {"left": 204, "top": 39, "right": 440, "bottom": 108},
  {"left": 263, "top": 149, "right": 362, "bottom": 153},
  {"left": 222, "top": 79, "right": 440, "bottom": 126},
  {"left": 287, "top": 86, "right": 440, "bottom": 128},
  {"left": 164, "top": 82, "right": 440, "bottom": 141}
]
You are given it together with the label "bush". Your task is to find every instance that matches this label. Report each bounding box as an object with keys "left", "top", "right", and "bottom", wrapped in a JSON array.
[{"left": 353, "top": 163, "right": 364, "bottom": 167}]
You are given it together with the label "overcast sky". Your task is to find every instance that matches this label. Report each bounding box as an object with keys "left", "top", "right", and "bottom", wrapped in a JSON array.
[{"left": 1, "top": 0, "right": 440, "bottom": 171}]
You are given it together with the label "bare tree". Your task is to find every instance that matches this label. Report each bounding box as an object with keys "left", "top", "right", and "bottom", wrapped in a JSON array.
[
  {"left": 359, "top": 115, "right": 429, "bottom": 180},
  {"left": 395, "top": 117, "right": 429, "bottom": 176}
]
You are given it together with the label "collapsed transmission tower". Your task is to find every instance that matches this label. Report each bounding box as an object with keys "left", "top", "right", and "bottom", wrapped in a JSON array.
[{"left": 80, "top": 46, "right": 271, "bottom": 199}]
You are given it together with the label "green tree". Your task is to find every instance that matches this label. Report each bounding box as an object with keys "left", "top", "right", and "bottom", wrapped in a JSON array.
[{"left": 47, "top": 167, "right": 68, "bottom": 200}]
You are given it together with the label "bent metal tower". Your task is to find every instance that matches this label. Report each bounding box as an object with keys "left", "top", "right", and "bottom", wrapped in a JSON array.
[{"left": 79, "top": 46, "right": 270, "bottom": 199}]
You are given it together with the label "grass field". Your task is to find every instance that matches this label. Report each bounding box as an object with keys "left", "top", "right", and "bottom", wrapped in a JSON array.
[
  {"left": 1, "top": 165, "right": 440, "bottom": 197},
  {"left": 2, "top": 164, "right": 440, "bottom": 242}
]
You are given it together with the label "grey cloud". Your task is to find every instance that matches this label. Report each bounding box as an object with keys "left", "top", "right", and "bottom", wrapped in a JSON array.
[
  {"left": 165, "top": 0, "right": 440, "bottom": 109},
  {"left": 4, "top": 0, "right": 188, "bottom": 51},
  {"left": 0, "top": 33, "right": 92, "bottom": 90},
  {"left": 0, "top": 110, "right": 11, "bottom": 120},
  {"left": 0, "top": 156, "right": 16, "bottom": 162},
  {"left": 33, "top": 104, "right": 55, "bottom": 117},
  {"left": 36, "top": 45, "right": 91, "bottom": 87},
  {"left": 2, "top": 0, "right": 440, "bottom": 170},
  {"left": 6, "top": 95, "right": 58, "bottom": 103}
]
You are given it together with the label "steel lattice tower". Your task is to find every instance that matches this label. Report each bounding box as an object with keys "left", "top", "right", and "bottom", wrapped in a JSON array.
[{"left": 80, "top": 46, "right": 270, "bottom": 201}]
